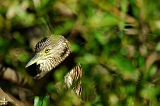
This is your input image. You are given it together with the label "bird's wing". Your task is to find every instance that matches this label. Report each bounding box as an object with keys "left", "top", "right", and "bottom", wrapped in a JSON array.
[{"left": 64, "top": 64, "right": 82, "bottom": 96}]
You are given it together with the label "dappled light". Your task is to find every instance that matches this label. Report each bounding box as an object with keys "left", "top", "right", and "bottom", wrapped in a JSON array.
[{"left": 0, "top": 0, "right": 160, "bottom": 105}]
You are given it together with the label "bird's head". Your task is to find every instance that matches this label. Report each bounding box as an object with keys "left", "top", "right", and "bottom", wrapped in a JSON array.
[{"left": 25, "top": 35, "right": 71, "bottom": 72}]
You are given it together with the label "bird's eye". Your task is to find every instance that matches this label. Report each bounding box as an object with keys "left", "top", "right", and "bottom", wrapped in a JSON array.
[{"left": 45, "top": 49, "right": 50, "bottom": 53}]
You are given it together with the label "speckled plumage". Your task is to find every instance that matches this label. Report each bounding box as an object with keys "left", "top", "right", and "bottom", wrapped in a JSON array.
[
  {"left": 26, "top": 35, "right": 82, "bottom": 96},
  {"left": 35, "top": 35, "right": 71, "bottom": 73},
  {"left": 64, "top": 64, "right": 82, "bottom": 95}
]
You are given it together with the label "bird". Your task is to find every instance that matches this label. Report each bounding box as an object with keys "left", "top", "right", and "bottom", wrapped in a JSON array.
[{"left": 25, "top": 35, "right": 82, "bottom": 96}]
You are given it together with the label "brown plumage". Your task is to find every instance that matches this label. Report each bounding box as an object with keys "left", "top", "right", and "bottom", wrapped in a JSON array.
[
  {"left": 26, "top": 35, "right": 82, "bottom": 96},
  {"left": 64, "top": 64, "right": 82, "bottom": 95}
]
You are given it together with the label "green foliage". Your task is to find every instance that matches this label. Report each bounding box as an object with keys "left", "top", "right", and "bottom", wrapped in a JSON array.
[
  {"left": 1, "top": 0, "right": 160, "bottom": 105},
  {"left": 34, "top": 96, "right": 50, "bottom": 106}
]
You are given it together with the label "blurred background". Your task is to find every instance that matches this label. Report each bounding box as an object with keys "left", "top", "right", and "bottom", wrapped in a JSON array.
[{"left": 0, "top": 0, "right": 160, "bottom": 105}]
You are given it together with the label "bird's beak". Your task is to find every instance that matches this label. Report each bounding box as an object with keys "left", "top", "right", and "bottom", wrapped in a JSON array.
[{"left": 25, "top": 53, "right": 43, "bottom": 68}]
